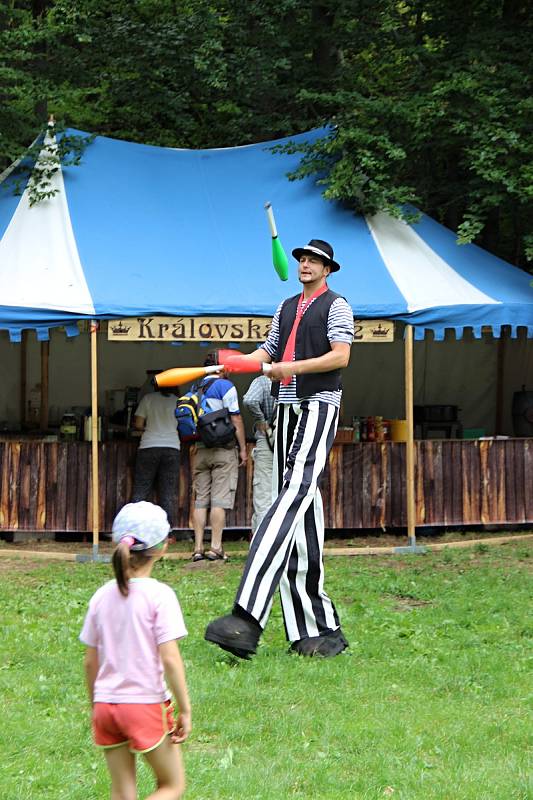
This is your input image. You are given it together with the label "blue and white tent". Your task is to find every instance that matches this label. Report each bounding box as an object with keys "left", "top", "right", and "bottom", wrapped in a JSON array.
[{"left": 1, "top": 128, "right": 532, "bottom": 341}]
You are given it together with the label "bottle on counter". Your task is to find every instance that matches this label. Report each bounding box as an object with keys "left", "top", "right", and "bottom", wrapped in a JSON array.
[
  {"left": 352, "top": 417, "right": 361, "bottom": 442},
  {"left": 366, "top": 416, "right": 376, "bottom": 442}
]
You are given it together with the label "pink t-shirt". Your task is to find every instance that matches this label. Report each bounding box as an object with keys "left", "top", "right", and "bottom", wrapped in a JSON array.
[{"left": 80, "top": 577, "right": 187, "bottom": 703}]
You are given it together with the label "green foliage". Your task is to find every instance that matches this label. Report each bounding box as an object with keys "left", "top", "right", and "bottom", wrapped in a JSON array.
[
  {"left": 1, "top": 0, "right": 531, "bottom": 267},
  {"left": 284, "top": 1, "right": 533, "bottom": 266},
  {"left": 5, "top": 123, "right": 94, "bottom": 205}
]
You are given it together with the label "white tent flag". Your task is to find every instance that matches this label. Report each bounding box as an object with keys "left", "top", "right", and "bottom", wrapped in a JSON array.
[{"left": 0, "top": 134, "right": 94, "bottom": 315}]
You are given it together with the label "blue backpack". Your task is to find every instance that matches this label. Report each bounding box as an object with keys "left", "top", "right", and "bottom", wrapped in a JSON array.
[
  {"left": 175, "top": 378, "right": 235, "bottom": 447},
  {"left": 175, "top": 379, "right": 212, "bottom": 442}
]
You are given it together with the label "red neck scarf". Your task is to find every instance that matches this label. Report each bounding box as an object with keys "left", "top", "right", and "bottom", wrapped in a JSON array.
[{"left": 280, "top": 283, "right": 329, "bottom": 385}]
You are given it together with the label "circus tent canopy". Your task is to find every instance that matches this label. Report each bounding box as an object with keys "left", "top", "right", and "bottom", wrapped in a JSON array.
[{"left": 0, "top": 128, "right": 531, "bottom": 341}]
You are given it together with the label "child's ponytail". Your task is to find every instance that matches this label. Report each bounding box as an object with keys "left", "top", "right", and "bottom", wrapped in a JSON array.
[
  {"left": 111, "top": 502, "right": 171, "bottom": 597},
  {"left": 112, "top": 539, "right": 133, "bottom": 597}
]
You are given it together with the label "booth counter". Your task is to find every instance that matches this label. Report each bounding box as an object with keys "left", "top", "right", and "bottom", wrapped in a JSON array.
[{"left": 1, "top": 436, "right": 531, "bottom": 534}]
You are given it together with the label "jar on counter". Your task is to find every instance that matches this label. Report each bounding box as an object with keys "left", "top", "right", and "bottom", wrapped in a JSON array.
[{"left": 60, "top": 413, "right": 78, "bottom": 442}]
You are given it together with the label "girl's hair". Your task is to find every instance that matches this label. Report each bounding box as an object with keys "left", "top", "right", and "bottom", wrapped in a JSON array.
[{"left": 112, "top": 541, "right": 164, "bottom": 597}]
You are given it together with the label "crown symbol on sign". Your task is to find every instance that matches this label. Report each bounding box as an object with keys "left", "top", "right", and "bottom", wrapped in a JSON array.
[
  {"left": 370, "top": 323, "right": 390, "bottom": 337},
  {"left": 111, "top": 321, "right": 131, "bottom": 335}
]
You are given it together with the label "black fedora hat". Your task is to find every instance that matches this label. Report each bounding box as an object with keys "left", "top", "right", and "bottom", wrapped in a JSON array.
[{"left": 292, "top": 239, "right": 340, "bottom": 272}]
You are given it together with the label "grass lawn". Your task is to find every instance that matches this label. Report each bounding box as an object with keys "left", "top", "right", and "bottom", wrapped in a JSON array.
[{"left": 1, "top": 541, "right": 532, "bottom": 799}]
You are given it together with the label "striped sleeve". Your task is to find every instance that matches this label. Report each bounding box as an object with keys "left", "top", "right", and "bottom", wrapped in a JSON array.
[
  {"left": 327, "top": 297, "right": 354, "bottom": 344},
  {"left": 262, "top": 301, "right": 283, "bottom": 359}
]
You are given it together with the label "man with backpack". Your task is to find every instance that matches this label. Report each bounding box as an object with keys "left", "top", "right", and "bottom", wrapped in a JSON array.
[{"left": 189, "top": 352, "right": 247, "bottom": 562}]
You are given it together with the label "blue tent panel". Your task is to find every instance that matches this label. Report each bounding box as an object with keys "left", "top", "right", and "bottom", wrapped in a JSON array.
[{"left": 0, "top": 127, "right": 531, "bottom": 339}]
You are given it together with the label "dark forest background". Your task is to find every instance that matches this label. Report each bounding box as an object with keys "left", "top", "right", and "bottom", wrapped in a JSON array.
[{"left": 1, "top": 0, "right": 531, "bottom": 269}]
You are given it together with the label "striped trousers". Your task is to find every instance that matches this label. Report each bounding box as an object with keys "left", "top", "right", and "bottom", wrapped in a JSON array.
[{"left": 235, "top": 400, "right": 341, "bottom": 642}]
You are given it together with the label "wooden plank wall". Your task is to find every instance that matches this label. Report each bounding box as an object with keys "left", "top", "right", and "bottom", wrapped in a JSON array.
[{"left": 0, "top": 439, "right": 531, "bottom": 532}]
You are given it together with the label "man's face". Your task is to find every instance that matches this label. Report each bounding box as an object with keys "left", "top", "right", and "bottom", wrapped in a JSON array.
[{"left": 298, "top": 253, "right": 330, "bottom": 284}]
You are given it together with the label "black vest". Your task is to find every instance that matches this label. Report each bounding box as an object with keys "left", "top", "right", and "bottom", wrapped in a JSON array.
[{"left": 271, "top": 289, "right": 343, "bottom": 400}]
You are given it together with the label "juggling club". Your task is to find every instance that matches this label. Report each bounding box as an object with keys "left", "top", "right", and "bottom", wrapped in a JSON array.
[
  {"left": 264, "top": 202, "right": 289, "bottom": 281},
  {"left": 154, "top": 364, "right": 222, "bottom": 388}
]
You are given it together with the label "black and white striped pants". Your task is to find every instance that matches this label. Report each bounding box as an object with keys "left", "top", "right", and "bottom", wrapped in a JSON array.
[{"left": 235, "top": 400, "right": 341, "bottom": 642}]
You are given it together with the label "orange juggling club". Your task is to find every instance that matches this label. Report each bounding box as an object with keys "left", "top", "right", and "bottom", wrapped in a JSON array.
[
  {"left": 153, "top": 364, "right": 221, "bottom": 388},
  {"left": 154, "top": 356, "right": 272, "bottom": 388}
]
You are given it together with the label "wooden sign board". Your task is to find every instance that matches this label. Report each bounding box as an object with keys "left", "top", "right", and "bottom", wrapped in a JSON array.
[
  {"left": 353, "top": 320, "right": 394, "bottom": 342},
  {"left": 107, "top": 316, "right": 394, "bottom": 343},
  {"left": 108, "top": 316, "right": 271, "bottom": 342}
]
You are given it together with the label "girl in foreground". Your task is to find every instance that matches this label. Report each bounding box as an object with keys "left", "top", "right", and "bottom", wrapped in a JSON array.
[{"left": 80, "top": 502, "right": 191, "bottom": 799}]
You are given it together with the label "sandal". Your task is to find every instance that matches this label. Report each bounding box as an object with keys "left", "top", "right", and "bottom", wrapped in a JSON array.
[
  {"left": 205, "top": 548, "right": 228, "bottom": 562},
  {"left": 191, "top": 551, "right": 205, "bottom": 562}
]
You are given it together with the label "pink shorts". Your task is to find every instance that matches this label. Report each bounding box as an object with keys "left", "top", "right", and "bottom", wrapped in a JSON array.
[{"left": 92, "top": 700, "right": 175, "bottom": 753}]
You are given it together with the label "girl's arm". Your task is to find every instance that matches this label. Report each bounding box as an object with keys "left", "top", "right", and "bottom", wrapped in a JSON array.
[
  {"left": 159, "top": 640, "right": 192, "bottom": 743},
  {"left": 84, "top": 646, "right": 99, "bottom": 703}
]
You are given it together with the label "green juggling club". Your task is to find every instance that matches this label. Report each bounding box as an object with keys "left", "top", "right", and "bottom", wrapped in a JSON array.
[{"left": 264, "top": 202, "right": 289, "bottom": 281}]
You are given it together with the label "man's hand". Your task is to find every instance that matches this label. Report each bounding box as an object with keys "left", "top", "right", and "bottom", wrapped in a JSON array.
[
  {"left": 232, "top": 414, "right": 247, "bottom": 466},
  {"left": 255, "top": 421, "right": 269, "bottom": 434},
  {"left": 267, "top": 362, "right": 294, "bottom": 382},
  {"left": 267, "top": 344, "right": 351, "bottom": 383}
]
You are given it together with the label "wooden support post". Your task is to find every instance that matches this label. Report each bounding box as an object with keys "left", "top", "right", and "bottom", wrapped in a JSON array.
[
  {"left": 40, "top": 340, "right": 49, "bottom": 431},
  {"left": 20, "top": 331, "right": 27, "bottom": 429},
  {"left": 495, "top": 333, "right": 506, "bottom": 434},
  {"left": 90, "top": 321, "right": 100, "bottom": 558},
  {"left": 405, "top": 325, "right": 416, "bottom": 547}
]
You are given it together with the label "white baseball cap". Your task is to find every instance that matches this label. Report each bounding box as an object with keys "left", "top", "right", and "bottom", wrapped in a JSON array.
[{"left": 112, "top": 502, "right": 170, "bottom": 550}]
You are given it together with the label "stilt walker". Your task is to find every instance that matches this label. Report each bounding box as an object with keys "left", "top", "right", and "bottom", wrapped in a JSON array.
[{"left": 206, "top": 236, "right": 354, "bottom": 658}]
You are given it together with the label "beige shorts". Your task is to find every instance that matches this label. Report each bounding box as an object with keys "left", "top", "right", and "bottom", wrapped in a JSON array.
[{"left": 193, "top": 445, "right": 239, "bottom": 510}]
